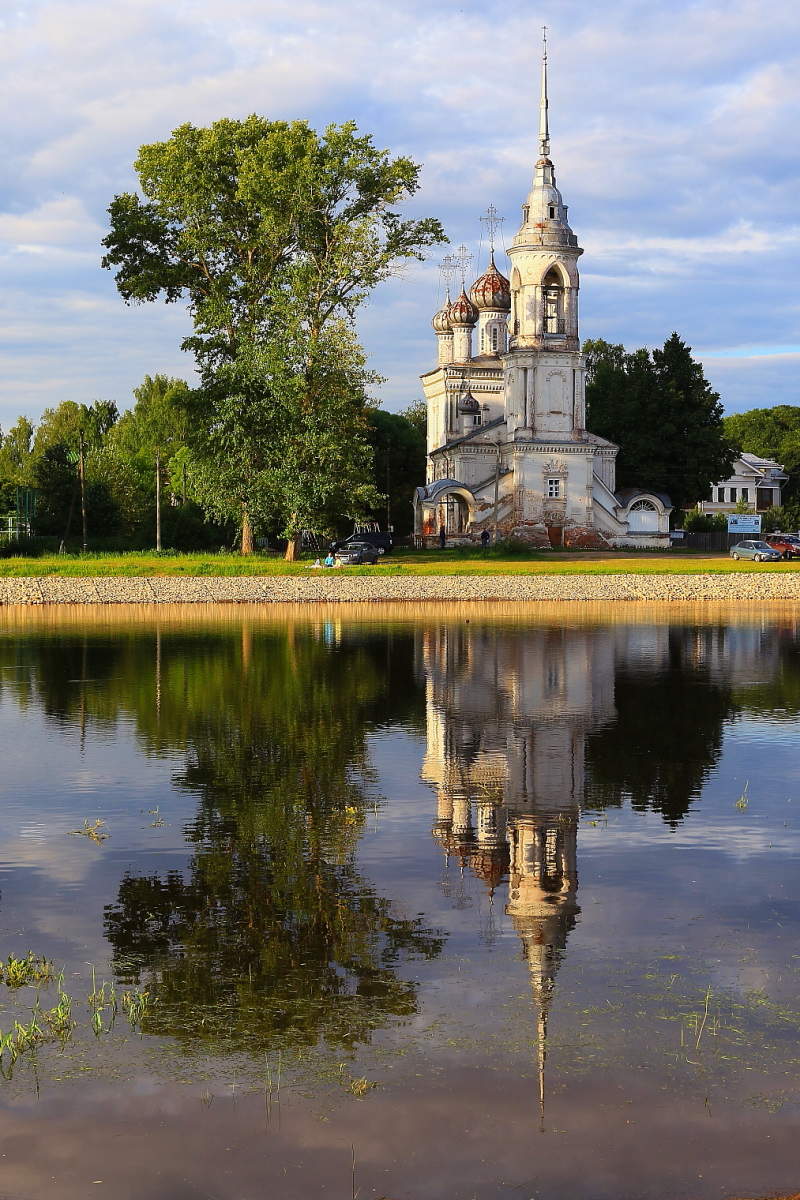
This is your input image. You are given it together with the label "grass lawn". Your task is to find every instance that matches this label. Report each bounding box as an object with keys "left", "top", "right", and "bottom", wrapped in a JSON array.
[{"left": 1, "top": 547, "right": 799, "bottom": 577}]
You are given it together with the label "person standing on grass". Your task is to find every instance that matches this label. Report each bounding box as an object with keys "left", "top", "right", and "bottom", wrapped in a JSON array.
[
  {"left": 481, "top": 529, "right": 490, "bottom": 548},
  {"left": 439, "top": 524, "right": 446, "bottom": 550}
]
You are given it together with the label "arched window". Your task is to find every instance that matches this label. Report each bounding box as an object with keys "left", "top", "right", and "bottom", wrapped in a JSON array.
[
  {"left": 628, "top": 499, "right": 659, "bottom": 532},
  {"left": 491, "top": 326, "right": 498, "bottom": 351},
  {"left": 542, "top": 267, "right": 565, "bottom": 335}
]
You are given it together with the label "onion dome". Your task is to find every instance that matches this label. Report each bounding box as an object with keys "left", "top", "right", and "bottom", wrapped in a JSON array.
[
  {"left": 432, "top": 289, "right": 453, "bottom": 333},
  {"left": 469, "top": 253, "right": 511, "bottom": 312},
  {"left": 449, "top": 288, "right": 478, "bottom": 326},
  {"left": 457, "top": 391, "right": 481, "bottom": 413}
]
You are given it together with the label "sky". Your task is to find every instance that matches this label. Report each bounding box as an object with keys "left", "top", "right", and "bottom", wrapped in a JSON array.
[{"left": 0, "top": 0, "right": 798, "bottom": 428}]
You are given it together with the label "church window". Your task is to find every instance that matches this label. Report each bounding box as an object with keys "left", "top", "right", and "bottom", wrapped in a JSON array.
[
  {"left": 741, "top": 488, "right": 749, "bottom": 502},
  {"left": 546, "top": 477, "right": 561, "bottom": 499},
  {"left": 491, "top": 326, "right": 498, "bottom": 351},
  {"left": 717, "top": 488, "right": 725, "bottom": 503},
  {"left": 729, "top": 487, "right": 737, "bottom": 502},
  {"left": 542, "top": 268, "right": 565, "bottom": 335},
  {"left": 480, "top": 328, "right": 485, "bottom": 352},
  {"left": 548, "top": 205, "right": 556, "bottom": 219}
]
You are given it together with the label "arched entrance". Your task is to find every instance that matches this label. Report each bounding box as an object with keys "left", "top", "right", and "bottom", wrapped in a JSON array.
[
  {"left": 414, "top": 480, "right": 477, "bottom": 545},
  {"left": 441, "top": 492, "right": 470, "bottom": 535}
]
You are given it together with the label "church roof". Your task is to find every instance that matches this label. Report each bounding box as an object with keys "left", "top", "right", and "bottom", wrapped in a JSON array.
[
  {"left": 615, "top": 487, "right": 672, "bottom": 509},
  {"left": 457, "top": 392, "right": 481, "bottom": 412},
  {"left": 449, "top": 288, "right": 478, "bottom": 326},
  {"left": 469, "top": 253, "right": 511, "bottom": 312},
  {"left": 432, "top": 289, "right": 453, "bottom": 333}
]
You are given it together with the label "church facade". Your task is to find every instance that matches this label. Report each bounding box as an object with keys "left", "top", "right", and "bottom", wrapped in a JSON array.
[{"left": 413, "top": 45, "right": 671, "bottom": 549}]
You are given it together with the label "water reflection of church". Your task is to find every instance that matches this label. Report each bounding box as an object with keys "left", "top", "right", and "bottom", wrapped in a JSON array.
[
  {"left": 418, "top": 623, "right": 617, "bottom": 1117},
  {"left": 416, "top": 618, "right": 783, "bottom": 1115}
]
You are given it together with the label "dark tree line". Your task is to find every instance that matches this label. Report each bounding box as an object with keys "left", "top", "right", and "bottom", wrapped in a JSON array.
[{"left": 584, "top": 333, "right": 737, "bottom": 511}]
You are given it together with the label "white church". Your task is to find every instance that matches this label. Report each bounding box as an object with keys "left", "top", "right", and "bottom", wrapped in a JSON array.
[{"left": 413, "top": 42, "right": 672, "bottom": 549}]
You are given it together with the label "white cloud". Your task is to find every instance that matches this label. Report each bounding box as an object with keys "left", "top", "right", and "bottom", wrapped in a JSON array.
[{"left": 0, "top": 0, "right": 798, "bottom": 421}]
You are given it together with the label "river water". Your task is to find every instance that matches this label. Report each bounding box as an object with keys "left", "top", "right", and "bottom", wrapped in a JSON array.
[{"left": 0, "top": 603, "right": 798, "bottom": 1200}]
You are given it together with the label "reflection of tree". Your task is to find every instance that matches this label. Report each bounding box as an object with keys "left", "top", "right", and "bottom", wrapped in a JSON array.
[
  {"left": 0, "top": 621, "right": 443, "bottom": 1054},
  {"left": 99, "top": 624, "right": 443, "bottom": 1053},
  {"left": 585, "top": 631, "right": 734, "bottom": 825}
]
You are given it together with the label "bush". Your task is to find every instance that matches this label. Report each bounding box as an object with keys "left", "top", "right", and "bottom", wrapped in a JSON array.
[
  {"left": 682, "top": 508, "right": 727, "bottom": 532},
  {"left": 0, "top": 535, "right": 56, "bottom": 558}
]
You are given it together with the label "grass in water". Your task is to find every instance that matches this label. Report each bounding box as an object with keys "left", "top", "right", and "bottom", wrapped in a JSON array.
[
  {"left": 121, "top": 989, "right": 150, "bottom": 1030},
  {"left": 68, "top": 818, "right": 109, "bottom": 844},
  {"left": 1, "top": 953, "right": 54, "bottom": 989},
  {"left": 736, "top": 782, "right": 751, "bottom": 810}
]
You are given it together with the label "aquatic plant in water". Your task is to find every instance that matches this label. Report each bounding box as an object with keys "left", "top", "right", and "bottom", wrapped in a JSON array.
[
  {"left": 0, "top": 952, "right": 54, "bottom": 988},
  {"left": 68, "top": 818, "right": 109, "bottom": 843}
]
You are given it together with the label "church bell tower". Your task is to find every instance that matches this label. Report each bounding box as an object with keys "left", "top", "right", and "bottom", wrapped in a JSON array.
[{"left": 504, "top": 31, "right": 586, "bottom": 440}]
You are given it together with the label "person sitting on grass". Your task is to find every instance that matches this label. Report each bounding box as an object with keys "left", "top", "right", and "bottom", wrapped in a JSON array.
[{"left": 324, "top": 552, "right": 335, "bottom": 568}]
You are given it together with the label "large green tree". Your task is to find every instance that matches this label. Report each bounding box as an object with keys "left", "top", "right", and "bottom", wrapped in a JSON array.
[
  {"left": 585, "top": 333, "right": 736, "bottom": 510},
  {"left": 102, "top": 116, "right": 445, "bottom": 553}
]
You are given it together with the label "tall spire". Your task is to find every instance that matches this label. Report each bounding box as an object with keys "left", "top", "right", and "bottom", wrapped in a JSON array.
[{"left": 539, "top": 26, "right": 550, "bottom": 159}]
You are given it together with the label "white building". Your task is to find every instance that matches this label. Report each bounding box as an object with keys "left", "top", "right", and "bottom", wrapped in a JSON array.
[
  {"left": 413, "top": 42, "right": 671, "bottom": 549},
  {"left": 698, "top": 452, "right": 787, "bottom": 516}
]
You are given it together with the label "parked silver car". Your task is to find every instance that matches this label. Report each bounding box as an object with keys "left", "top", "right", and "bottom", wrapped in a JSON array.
[{"left": 729, "top": 540, "right": 782, "bottom": 562}]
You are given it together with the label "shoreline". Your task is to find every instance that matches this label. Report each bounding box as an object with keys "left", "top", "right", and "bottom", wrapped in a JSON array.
[{"left": 2, "top": 573, "right": 800, "bottom": 605}]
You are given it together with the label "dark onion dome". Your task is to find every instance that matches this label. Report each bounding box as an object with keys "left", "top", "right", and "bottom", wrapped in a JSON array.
[
  {"left": 449, "top": 288, "right": 478, "bottom": 326},
  {"left": 469, "top": 252, "right": 511, "bottom": 312},
  {"left": 457, "top": 391, "right": 481, "bottom": 413},
  {"left": 432, "top": 292, "right": 453, "bottom": 333}
]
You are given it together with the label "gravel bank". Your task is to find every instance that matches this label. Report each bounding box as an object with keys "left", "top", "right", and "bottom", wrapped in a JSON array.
[{"left": 2, "top": 573, "right": 800, "bottom": 604}]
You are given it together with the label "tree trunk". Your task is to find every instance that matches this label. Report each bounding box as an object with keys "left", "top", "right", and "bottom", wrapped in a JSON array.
[
  {"left": 155, "top": 451, "right": 162, "bottom": 552},
  {"left": 241, "top": 506, "right": 254, "bottom": 555},
  {"left": 79, "top": 434, "right": 88, "bottom": 552},
  {"left": 284, "top": 531, "right": 302, "bottom": 561}
]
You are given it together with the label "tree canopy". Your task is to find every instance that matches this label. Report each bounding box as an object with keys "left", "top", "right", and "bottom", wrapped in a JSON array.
[
  {"left": 102, "top": 116, "right": 445, "bottom": 552},
  {"left": 585, "top": 333, "right": 736, "bottom": 510}
]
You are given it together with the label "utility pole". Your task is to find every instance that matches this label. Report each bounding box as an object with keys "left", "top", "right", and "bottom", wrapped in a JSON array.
[
  {"left": 492, "top": 441, "right": 501, "bottom": 543},
  {"left": 155, "top": 450, "right": 162, "bottom": 552},
  {"left": 78, "top": 431, "right": 88, "bottom": 553}
]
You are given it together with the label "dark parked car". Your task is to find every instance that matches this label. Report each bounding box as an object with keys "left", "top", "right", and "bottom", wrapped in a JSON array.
[
  {"left": 766, "top": 534, "right": 800, "bottom": 560},
  {"left": 729, "top": 540, "right": 782, "bottom": 562},
  {"left": 334, "top": 541, "right": 380, "bottom": 566},
  {"left": 330, "top": 530, "right": 392, "bottom": 555}
]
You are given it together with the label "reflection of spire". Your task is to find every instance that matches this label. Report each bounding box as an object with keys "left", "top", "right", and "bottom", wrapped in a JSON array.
[
  {"left": 419, "top": 622, "right": 595, "bottom": 1129},
  {"left": 539, "top": 26, "right": 550, "bottom": 158},
  {"left": 537, "top": 1004, "right": 547, "bottom": 1130}
]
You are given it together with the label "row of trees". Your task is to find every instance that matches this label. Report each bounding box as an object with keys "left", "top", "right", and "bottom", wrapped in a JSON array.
[
  {"left": 0, "top": 380, "right": 426, "bottom": 550},
  {"left": 585, "top": 336, "right": 800, "bottom": 527}
]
